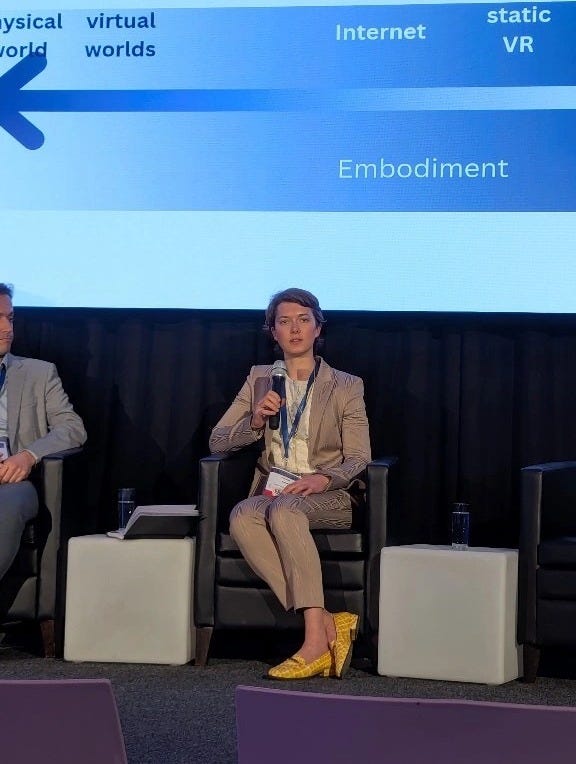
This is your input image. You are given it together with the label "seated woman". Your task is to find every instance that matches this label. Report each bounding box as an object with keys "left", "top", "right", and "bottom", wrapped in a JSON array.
[{"left": 209, "top": 288, "right": 371, "bottom": 679}]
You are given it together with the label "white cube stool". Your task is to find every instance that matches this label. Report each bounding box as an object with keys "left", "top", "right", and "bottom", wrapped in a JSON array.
[
  {"left": 378, "top": 545, "right": 521, "bottom": 684},
  {"left": 64, "top": 535, "right": 195, "bottom": 664}
]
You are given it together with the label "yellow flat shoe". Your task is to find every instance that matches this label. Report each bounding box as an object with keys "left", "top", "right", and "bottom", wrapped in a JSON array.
[
  {"left": 332, "top": 611, "right": 359, "bottom": 679},
  {"left": 268, "top": 650, "right": 335, "bottom": 680}
]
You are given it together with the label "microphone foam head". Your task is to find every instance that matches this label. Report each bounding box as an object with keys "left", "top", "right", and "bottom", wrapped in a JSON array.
[{"left": 271, "top": 360, "right": 287, "bottom": 377}]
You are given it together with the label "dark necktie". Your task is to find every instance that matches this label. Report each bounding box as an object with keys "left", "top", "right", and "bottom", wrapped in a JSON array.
[{"left": 0, "top": 364, "right": 5, "bottom": 393}]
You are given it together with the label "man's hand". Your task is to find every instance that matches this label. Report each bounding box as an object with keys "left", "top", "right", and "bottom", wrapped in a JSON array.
[
  {"left": 282, "top": 473, "right": 330, "bottom": 497},
  {"left": 0, "top": 452, "right": 35, "bottom": 484}
]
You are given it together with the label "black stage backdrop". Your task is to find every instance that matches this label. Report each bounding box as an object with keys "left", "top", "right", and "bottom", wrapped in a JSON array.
[{"left": 14, "top": 308, "right": 576, "bottom": 547}]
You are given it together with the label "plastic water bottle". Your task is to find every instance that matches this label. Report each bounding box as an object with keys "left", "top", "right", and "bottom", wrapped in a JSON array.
[{"left": 451, "top": 502, "right": 470, "bottom": 550}]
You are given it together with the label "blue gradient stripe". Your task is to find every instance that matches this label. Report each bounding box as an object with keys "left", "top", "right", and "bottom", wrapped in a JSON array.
[{"left": 11, "top": 86, "right": 576, "bottom": 112}]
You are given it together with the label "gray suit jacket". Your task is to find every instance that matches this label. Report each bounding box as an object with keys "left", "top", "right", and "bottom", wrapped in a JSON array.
[
  {"left": 5, "top": 354, "right": 87, "bottom": 460},
  {"left": 209, "top": 357, "right": 371, "bottom": 493}
]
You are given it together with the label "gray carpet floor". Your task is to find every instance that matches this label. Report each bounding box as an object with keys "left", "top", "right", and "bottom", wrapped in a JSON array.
[{"left": 1, "top": 643, "right": 576, "bottom": 764}]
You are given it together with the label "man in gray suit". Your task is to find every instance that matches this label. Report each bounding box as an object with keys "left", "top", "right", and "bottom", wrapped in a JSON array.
[{"left": 0, "top": 283, "right": 86, "bottom": 581}]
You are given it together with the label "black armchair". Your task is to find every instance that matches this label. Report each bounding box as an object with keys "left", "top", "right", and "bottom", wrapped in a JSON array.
[
  {"left": 193, "top": 451, "right": 398, "bottom": 666},
  {"left": 518, "top": 461, "right": 576, "bottom": 682},
  {"left": 0, "top": 448, "right": 85, "bottom": 657}
]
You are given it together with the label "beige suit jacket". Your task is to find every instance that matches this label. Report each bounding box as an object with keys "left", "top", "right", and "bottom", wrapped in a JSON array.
[
  {"left": 209, "top": 357, "right": 371, "bottom": 493},
  {"left": 5, "top": 353, "right": 87, "bottom": 460}
]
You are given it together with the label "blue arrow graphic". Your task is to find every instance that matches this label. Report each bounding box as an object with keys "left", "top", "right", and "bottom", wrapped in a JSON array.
[
  {"left": 1, "top": 55, "right": 576, "bottom": 150},
  {"left": 0, "top": 54, "right": 47, "bottom": 149}
]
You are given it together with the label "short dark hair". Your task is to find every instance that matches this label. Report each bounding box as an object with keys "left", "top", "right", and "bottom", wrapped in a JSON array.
[
  {"left": 264, "top": 288, "right": 326, "bottom": 332},
  {"left": 0, "top": 283, "right": 13, "bottom": 298}
]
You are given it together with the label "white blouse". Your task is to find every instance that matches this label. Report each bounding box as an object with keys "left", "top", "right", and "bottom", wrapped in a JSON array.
[{"left": 269, "top": 376, "right": 314, "bottom": 475}]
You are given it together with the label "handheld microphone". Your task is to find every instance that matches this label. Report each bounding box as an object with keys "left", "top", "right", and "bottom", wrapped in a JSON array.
[{"left": 269, "top": 360, "right": 286, "bottom": 430}]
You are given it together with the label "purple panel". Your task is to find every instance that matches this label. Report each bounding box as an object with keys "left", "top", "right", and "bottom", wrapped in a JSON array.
[
  {"left": 236, "top": 686, "right": 576, "bottom": 764},
  {"left": 0, "top": 679, "right": 127, "bottom": 764}
]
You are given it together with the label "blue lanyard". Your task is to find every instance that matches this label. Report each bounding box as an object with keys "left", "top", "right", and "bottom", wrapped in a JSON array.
[{"left": 279, "top": 361, "right": 319, "bottom": 460}]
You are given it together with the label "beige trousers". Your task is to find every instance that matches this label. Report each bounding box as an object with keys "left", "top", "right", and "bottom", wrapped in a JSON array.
[{"left": 229, "top": 489, "right": 352, "bottom": 611}]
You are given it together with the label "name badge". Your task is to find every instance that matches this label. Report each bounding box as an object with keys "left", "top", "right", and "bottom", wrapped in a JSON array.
[
  {"left": 0, "top": 436, "right": 11, "bottom": 462},
  {"left": 263, "top": 466, "right": 300, "bottom": 497}
]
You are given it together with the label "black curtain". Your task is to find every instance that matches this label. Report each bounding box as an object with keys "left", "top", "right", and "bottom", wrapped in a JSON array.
[{"left": 14, "top": 307, "right": 576, "bottom": 546}]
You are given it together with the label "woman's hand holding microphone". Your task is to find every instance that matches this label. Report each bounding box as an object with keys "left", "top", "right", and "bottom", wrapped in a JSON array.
[{"left": 251, "top": 391, "right": 283, "bottom": 430}]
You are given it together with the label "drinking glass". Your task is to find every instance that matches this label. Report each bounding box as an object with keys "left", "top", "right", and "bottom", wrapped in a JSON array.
[{"left": 117, "top": 487, "right": 136, "bottom": 529}]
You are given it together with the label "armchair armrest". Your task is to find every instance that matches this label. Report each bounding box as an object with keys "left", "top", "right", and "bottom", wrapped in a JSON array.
[
  {"left": 365, "top": 457, "right": 399, "bottom": 635},
  {"left": 365, "top": 457, "right": 399, "bottom": 554},
  {"left": 518, "top": 461, "right": 576, "bottom": 644},
  {"left": 194, "top": 450, "right": 259, "bottom": 627},
  {"left": 40, "top": 448, "right": 85, "bottom": 525},
  {"left": 37, "top": 447, "right": 86, "bottom": 621}
]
